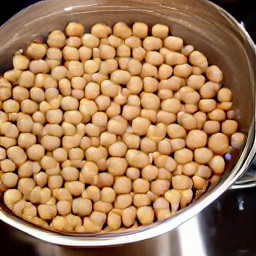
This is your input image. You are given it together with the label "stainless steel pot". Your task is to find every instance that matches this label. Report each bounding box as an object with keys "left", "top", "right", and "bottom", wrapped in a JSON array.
[{"left": 0, "top": 0, "right": 255, "bottom": 247}]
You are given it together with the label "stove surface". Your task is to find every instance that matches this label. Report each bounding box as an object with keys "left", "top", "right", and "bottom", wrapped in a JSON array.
[{"left": 0, "top": 1, "right": 255, "bottom": 256}]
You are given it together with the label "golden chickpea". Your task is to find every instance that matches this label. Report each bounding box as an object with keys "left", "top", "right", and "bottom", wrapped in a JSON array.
[
  {"left": 108, "top": 115, "right": 128, "bottom": 135},
  {"left": 140, "top": 137, "right": 157, "bottom": 153},
  {"left": 178, "top": 113, "right": 197, "bottom": 130},
  {"left": 91, "top": 23, "right": 111, "bottom": 39},
  {"left": 125, "top": 36, "right": 141, "bottom": 48},
  {"left": 198, "top": 99, "right": 216, "bottom": 113},
  {"left": 122, "top": 105, "right": 140, "bottom": 121},
  {"left": 151, "top": 24, "right": 169, "bottom": 38},
  {"left": 231, "top": 132, "right": 245, "bottom": 149},
  {"left": 141, "top": 165, "right": 158, "bottom": 181},
  {"left": 7, "top": 146, "right": 27, "bottom": 165},
  {"left": 4, "top": 189, "right": 22, "bottom": 209},
  {"left": 206, "top": 65, "right": 223, "bottom": 83},
  {"left": 72, "top": 197, "right": 92, "bottom": 217},
  {"left": 158, "top": 64, "right": 173, "bottom": 80},
  {"left": 137, "top": 206, "right": 154, "bottom": 225},
  {"left": 132, "top": 22, "right": 148, "bottom": 38},
  {"left": 82, "top": 33, "right": 100, "bottom": 48},
  {"left": 66, "top": 21, "right": 84, "bottom": 37},
  {"left": 161, "top": 98, "right": 181, "bottom": 113},
  {"left": 114, "top": 194, "right": 132, "bottom": 209},
  {"left": 189, "top": 50, "right": 208, "bottom": 69},
  {"left": 117, "top": 44, "right": 131, "bottom": 57},
  {"left": 217, "top": 87, "right": 232, "bottom": 102},
  {"left": 196, "top": 165, "right": 212, "bottom": 179},
  {"left": 132, "top": 47, "right": 146, "bottom": 61},
  {"left": 186, "top": 130, "right": 208, "bottom": 150},
  {"left": 173, "top": 63, "right": 193, "bottom": 78},
  {"left": 174, "top": 148, "right": 193, "bottom": 164},
  {"left": 13, "top": 54, "right": 30, "bottom": 70},
  {"left": 107, "top": 157, "right": 128, "bottom": 176},
  {"left": 208, "top": 133, "right": 229, "bottom": 155},
  {"left": 209, "top": 155, "right": 225, "bottom": 174},
  {"left": 1, "top": 173, "right": 18, "bottom": 188},
  {"left": 187, "top": 74, "right": 205, "bottom": 90},
  {"left": 17, "top": 133, "right": 36, "bottom": 149},
  {"left": 164, "top": 36, "right": 183, "bottom": 51},
  {"left": 140, "top": 63, "right": 158, "bottom": 78},
  {"left": 143, "top": 36, "right": 162, "bottom": 51},
  {"left": 141, "top": 93, "right": 160, "bottom": 110},
  {"left": 157, "top": 111, "right": 176, "bottom": 125},
  {"left": 202, "top": 120, "right": 220, "bottom": 134},
  {"left": 182, "top": 161, "right": 198, "bottom": 176},
  {"left": 113, "top": 176, "right": 132, "bottom": 194},
  {"left": 47, "top": 30, "right": 66, "bottom": 48},
  {"left": 194, "top": 147, "right": 213, "bottom": 164},
  {"left": 113, "top": 22, "right": 132, "bottom": 39},
  {"left": 158, "top": 139, "right": 173, "bottom": 155},
  {"left": 181, "top": 44, "right": 194, "bottom": 56},
  {"left": 126, "top": 167, "right": 140, "bottom": 180},
  {"left": 110, "top": 69, "right": 131, "bottom": 85},
  {"left": 122, "top": 133, "right": 139, "bottom": 149},
  {"left": 126, "top": 149, "right": 150, "bottom": 169},
  {"left": 208, "top": 111, "right": 225, "bottom": 124},
  {"left": 132, "top": 178, "right": 150, "bottom": 194},
  {"left": 3, "top": 99, "right": 20, "bottom": 113},
  {"left": 167, "top": 124, "right": 187, "bottom": 139},
  {"left": 122, "top": 206, "right": 136, "bottom": 227},
  {"left": 0, "top": 148, "right": 7, "bottom": 160}
]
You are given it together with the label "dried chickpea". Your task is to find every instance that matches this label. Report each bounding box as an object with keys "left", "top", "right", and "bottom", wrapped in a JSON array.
[
  {"left": 186, "top": 130, "right": 207, "bottom": 150},
  {"left": 208, "top": 133, "right": 229, "bottom": 155},
  {"left": 231, "top": 132, "right": 245, "bottom": 149},
  {"left": 206, "top": 65, "right": 223, "bottom": 83},
  {"left": 137, "top": 206, "right": 154, "bottom": 225},
  {"left": 203, "top": 120, "right": 220, "bottom": 134}
]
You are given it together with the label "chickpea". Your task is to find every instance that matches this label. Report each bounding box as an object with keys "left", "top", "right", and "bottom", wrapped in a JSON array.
[
  {"left": 126, "top": 149, "right": 150, "bottom": 169},
  {"left": 82, "top": 185, "right": 100, "bottom": 202},
  {"left": 132, "top": 178, "right": 150, "bottom": 194},
  {"left": 114, "top": 194, "right": 132, "bottom": 209},
  {"left": 141, "top": 93, "right": 160, "bottom": 110},
  {"left": 206, "top": 65, "right": 223, "bottom": 83},
  {"left": 208, "top": 133, "right": 229, "bottom": 155},
  {"left": 47, "top": 30, "right": 66, "bottom": 48},
  {"left": 137, "top": 206, "right": 154, "bottom": 225},
  {"left": 174, "top": 148, "right": 193, "bottom": 164},
  {"left": 209, "top": 155, "right": 225, "bottom": 174},
  {"left": 157, "top": 111, "right": 176, "bottom": 125},
  {"left": 82, "top": 33, "right": 100, "bottom": 48},
  {"left": 189, "top": 50, "right": 208, "bottom": 69},
  {"left": 109, "top": 141, "right": 127, "bottom": 157},
  {"left": 122, "top": 206, "right": 137, "bottom": 227},
  {"left": 231, "top": 132, "right": 245, "bottom": 149},
  {"left": 140, "top": 137, "right": 157, "bottom": 154},
  {"left": 203, "top": 120, "right": 220, "bottom": 134},
  {"left": 141, "top": 165, "right": 158, "bottom": 181},
  {"left": 94, "top": 201, "right": 113, "bottom": 213},
  {"left": 107, "top": 211, "right": 121, "bottom": 230},
  {"left": 167, "top": 124, "right": 187, "bottom": 139},
  {"left": 132, "top": 47, "right": 146, "bottom": 61},
  {"left": 18, "top": 133, "right": 36, "bottom": 148},
  {"left": 3, "top": 99, "right": 20, "bottom": 113},
  {"left": 108, "top": 115, "right": 128, "bottom": 135},
  {"left": 132, "top": 22, "right": 148, "bottom": 38},
  {"left": 111, "top": 70, "right": 131, "bottom": 85},
  {"left": 96, "top": 172, "right": 114, "bottom": 188},
  {"left": 113, "top": 22, "right": 132, "bottom": 39},
  {"left": 13, "top": 54, "right": 30, "bottom": 70},
  {"left": 173, "top": 63, "right": 193, "bottom": 78},
  {"left": 161, "top": 98, "right": 181, "bottom": 113},
  {"left": 140, "top": 63, "right": 158, "bottom": 78},
  {"left": 187, "top": 74, "right": 206, "bottom": 90},
  {"left": 41, "top": 135, "right": 61, "bottom": 151},
  {"left": 0, "top": 148, "right": 7, "bottom": 160},
  {"left": 186, "top": 130, "right": 208, "bottom": 150},
  {"left": 199, "top": 99, "right": 216, "bottom": 113},
  {"left": 7, "top": 146, "right": 27, "bottom": 165},
  {"left": 4, "top": 189, "right": 22, "bottom": 209},
  {"left": 107, "top": 157, "right": 128, "bottom": 176},
  {"left": 217, "top": 87, "right": 232, "bottom": 102},
  {"left": 194, "top": 147, "right": 213, "bottom": 164},
  {"left": 1, "top": 173, "right": 18, "bottom": 188},
  {"left": 100, "top": 187, "right": 116, "bottom": 203},
  {"left": 151, "top": 179, "right": 170, "bottom": 196},
  {"left": 113, "top": 176, "right": 132, "bottom": 194},
  {"left": 72, "top": 197, "right": 92, "bottom": 217},
  {"left": 208, "top": 109, "right": 226, "bottom": 121}
]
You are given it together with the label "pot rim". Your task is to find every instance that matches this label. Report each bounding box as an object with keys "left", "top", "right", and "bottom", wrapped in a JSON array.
[{"left": 0, "top": 0, "right": 255, "bottom": 247}]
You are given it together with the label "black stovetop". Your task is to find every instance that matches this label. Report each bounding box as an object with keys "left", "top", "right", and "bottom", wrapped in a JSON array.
[{"left": 0, "top": 1, "right": 255, "bottom": 256}]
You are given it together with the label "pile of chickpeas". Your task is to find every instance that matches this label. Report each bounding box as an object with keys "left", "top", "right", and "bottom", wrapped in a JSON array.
[{"left": 0, "top": 21, "right": 245, "bottom": 233}]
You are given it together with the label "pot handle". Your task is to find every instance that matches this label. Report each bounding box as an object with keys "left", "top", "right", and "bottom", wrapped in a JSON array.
[{"left": 231, "top": 158, "right": 256, "bottom": 190}]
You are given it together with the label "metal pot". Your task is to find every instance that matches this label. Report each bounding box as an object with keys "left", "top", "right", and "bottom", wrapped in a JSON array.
[{"left": 0, "top": 0, "right": 255, "bottom": 247}]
